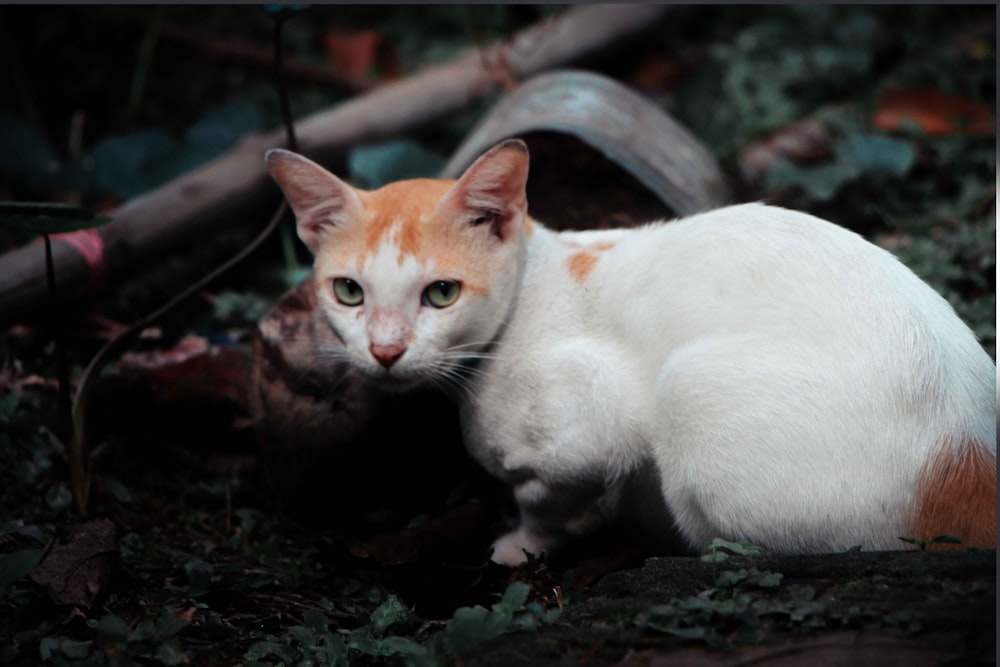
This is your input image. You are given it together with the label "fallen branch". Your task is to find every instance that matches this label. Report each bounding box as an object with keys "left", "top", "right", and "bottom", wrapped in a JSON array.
[
  {"left": 0, "top": 4, "right": 672, "bottom": 323},
  {"left": 158, "top": 21, "right": 376, "bottom": 95}
]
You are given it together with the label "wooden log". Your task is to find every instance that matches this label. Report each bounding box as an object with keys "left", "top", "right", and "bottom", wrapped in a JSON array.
[{"left": 0, "top": 4, "right": 672, "bottom": 324}]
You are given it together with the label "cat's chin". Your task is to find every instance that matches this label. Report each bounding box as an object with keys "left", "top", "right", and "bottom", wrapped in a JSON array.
[{"left": 366, "top": 371, "right": 425, "bottom": 393}]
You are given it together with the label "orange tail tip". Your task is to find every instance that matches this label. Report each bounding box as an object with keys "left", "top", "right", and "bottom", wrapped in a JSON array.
[{"left": 909, "top": 436, "right": 997, "bottom": 550}]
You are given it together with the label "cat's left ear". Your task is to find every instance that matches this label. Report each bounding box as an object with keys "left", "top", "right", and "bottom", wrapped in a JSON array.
[
  {"left": 265, "top": 149, "right": 364, "bottom": 254},
  {"left": 441, "top": 139, "right": 529, "bottom": 243}
]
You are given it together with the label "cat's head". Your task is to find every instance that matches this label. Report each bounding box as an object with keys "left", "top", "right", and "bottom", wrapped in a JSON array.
[{"left": 265, "top": 139, "right": 531, "bottom": 391}]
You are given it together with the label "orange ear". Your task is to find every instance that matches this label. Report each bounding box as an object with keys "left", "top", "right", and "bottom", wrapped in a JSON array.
[
  {"left": 442, "top": 139, "right": 529, "bottom": 243},
  {"left": 265, "top": 149, "right": 364, "bottom": 254}
]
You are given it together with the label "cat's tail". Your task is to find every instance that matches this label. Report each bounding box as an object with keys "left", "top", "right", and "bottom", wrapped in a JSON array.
[{"left": 908, "top": 434, "right": 997, "bottom": 549}]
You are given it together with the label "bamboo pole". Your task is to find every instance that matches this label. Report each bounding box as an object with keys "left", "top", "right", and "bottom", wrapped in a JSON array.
[{"left": 0, "top": 4, "right": 671, "bottom": 324}]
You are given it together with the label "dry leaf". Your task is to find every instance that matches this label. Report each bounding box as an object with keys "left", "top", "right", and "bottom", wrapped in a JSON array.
[
  {"left": 323, "top": 28, "right": 381, "bottom": 79},
  {"left": 739, "top": 119, "right": 833, "bottom": 181},
  {"left": 873, "top": 88, "right": 994, "bottom": 136},
  {"left": 350, "top": 504, "right": 490, "bottom": 565},
  {"left": 115, "top": 335, "right": 252, "bottom": 410},
  {"left": 629, "top": 55, "right": 679, "bottom": 92},
  {"left": 30, "top": 518, "right": 117, "bottom": 607}
]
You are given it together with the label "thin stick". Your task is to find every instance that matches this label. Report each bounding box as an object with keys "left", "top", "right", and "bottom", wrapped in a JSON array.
[
  {"left": 68, "top": 9, "right": 302, "bottom": 514},
  {"left": 43, "top": 233, "right": 72, "bottom": 445}
]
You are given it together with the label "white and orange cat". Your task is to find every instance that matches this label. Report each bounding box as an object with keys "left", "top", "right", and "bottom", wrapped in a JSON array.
[{"left": 266, "top": 139, "right": 996, "bottom": 565}]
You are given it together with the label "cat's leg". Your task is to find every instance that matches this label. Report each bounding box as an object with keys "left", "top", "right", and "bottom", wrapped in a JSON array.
[
  {"left": 472, "top": 339, "right": 641, "bottom": 565},
  {"left": 491, "top": 477, "right": 607, "bottom": 566}
]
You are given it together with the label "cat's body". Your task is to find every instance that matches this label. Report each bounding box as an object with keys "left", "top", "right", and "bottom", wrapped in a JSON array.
[{"left": 266, "top": 140, "right": 996, "bottom": 565}]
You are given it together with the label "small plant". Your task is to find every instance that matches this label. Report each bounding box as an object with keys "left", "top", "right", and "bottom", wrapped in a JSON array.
[
  {"left": 898, "top": 534, "right": 964, "bottom": 551},
  {"left": 634, "top": 539, "right": 855, "bottom": 650},
  {"left": 242, "top": 582, "right": 560, "bottom": 667},
  {"left": 0, "top": 202, "right": 112, "bottom": 514}
]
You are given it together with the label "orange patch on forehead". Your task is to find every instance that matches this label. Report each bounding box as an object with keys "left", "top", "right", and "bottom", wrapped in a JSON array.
[
  {"left": 313, "top": 176, "right": 523, "bottom": 301},
  {"left": 358, "top": 178, "right": 456, "bottom": 257},
  {"left": 568, "top": 251, "right": 599, "bottom": 283},
  {"left": 909, "top": 436, "right": 996, "bottom": 549}
]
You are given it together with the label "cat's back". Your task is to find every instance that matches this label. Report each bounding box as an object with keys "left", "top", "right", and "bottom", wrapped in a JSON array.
[
  {"left": 548, "top": 203, "right": 977, "bottom": 352},
  {"left": 512, "top": 202, "right": 993, "bottom": 435}
]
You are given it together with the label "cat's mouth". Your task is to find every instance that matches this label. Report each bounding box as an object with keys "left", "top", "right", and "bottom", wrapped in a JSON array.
[{"left": 369, "top": 368, "right": 423, "bottom": 392}]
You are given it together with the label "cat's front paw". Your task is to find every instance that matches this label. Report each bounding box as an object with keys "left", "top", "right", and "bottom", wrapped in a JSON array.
[{"left": 490, "top": 528, "right": 550, "bottom": 567}]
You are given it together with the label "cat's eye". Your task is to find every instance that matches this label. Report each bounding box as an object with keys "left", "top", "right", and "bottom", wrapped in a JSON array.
[
  {"left": 332, "top": 278, "right": 364, "bottom": 306},
  {"left": 423, "top": 281, "right": 461, "bottom": 308}
]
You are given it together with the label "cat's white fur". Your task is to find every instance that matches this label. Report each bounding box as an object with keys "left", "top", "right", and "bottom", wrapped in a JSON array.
[{"left": 266, "top": 140, "right": 997, "bottom": 565}]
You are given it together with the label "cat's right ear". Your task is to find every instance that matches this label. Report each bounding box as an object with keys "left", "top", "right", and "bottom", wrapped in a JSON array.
[{"left": 265, "top": 149, "right": 363, "bottom": 254}]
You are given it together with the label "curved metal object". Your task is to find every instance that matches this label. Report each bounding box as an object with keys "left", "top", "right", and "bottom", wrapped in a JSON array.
[{"left": 441, "top": 70, "right": 730, "bottom": 216}]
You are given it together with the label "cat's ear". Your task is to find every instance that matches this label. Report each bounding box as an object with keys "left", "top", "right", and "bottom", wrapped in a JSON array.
[
  {"left": 265, "top": 149, "right": 364, "bottom": 254},
  {"left": 442, "top": 139, "right": 529, "bottom": 243}
]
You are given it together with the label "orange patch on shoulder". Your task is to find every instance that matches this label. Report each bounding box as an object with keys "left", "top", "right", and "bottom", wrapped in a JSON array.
[
  {"left": 909, "top": 436, "right": 997, "bottom": 549},
  {"left": 592, "top": 241, "right": 616, "bottom": 251},
  {"left": 568, "top": 251, "right": 599, "bottom": 283}
]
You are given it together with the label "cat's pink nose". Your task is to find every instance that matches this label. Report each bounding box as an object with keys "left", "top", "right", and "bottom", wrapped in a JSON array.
[{"left": 370, "top": 343, "right": 406, "bottom": 369}]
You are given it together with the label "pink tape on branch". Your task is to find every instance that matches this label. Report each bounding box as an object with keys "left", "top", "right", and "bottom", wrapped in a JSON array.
[{"left": 54, "top": 228, "right": 107, "bottom": 291}]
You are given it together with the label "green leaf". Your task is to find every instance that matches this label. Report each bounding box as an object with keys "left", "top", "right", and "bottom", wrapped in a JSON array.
[
  {"left": 288, "top": 624, "right": 317, "bottom": 648},
  {"left": 714, "top": 569, "right": 750, "bottom": 587},
  {"left": 44, "top": 484, "right": 73, "bottom": 513},
  {"left": 0, "top": 548, "right": 44, "bottom": 593},
  {"left": 636, "top": 604, "right": 680, "bottom": 633},
  {"left": 767, "top": 157, "right": 858, "bottom": 201},
  {"left": 497, "top": 581, "right": 530, "bottom": 610},
  {"left": 184, "top": 559, "right": 214, "bottom": 595},
  {"left": 705, "top": 538, "right": 768, "bottom": 557},
  {"left": 186, "top": 104, "right": 262, "bottom": 154},
  {"left": 440, "top": 586, "right": 536, "bottom": 656},
  {"left": 0, "top": 201, "right": 112, "bottom": 234},
  {"left": 154, "top": 609, "right": 192, "bottom": 639},
  {"left": 93, "top": 614, "right": 130, "bottom": 643},
  {"left": 128, "top": 618, "right": 156, "bottom": 643},
  {"left": 91, "top": 129, "right": 177, "bottom": 199},
  {"left": 244, "top": 639, "right": 296, "bottom": 662},
  {"left": 348, "top": 140, "right": 446, "bottom": 189},
  {"left": 0, "top": 114, "right": 61, "bottom": 179},
  {"left": 700, "top": 550, "right": 730, "bottom": 564},
  {"left": 154, "top": 638, "right": 187, "bottom": 666},
  {"left": 377, "top": 636, "right": 429, "bottom": 658},
  {"left": 212, "top": 291, "right": 275, "bottom": 323},
  {"left": 666, "top": 626, "right": 706, "bottom": 640},
  {"left": 750, "top": 570, "right": 784, "bottom": 588},
  {"left": 787, "top": 584, "right": 817, "bottom": 602},
  {"left": 369, "top": 595, "right": 413, "bottom": 638},
  {"left": 839, "top": 134, "right": 915, "bottom": 176},
  {"left": 303, "top": 609, "right": 329, "bottom": 633},
  {"left": 88, "top": 104, "right": 262, "bottom": 200},
  {"left": 39, "top": 637, "right": 93, "bottom": 660},
  {"left": 317, "top": 633, "right": 350, "bottom": 666},
  {"left": 444, "top": 605, "right": 498, "bottom": 654}
]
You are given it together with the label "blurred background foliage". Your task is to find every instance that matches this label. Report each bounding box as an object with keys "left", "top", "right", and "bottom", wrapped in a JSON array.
[{"left": 0, "top": 5, "right": 992, "bottom": 348}]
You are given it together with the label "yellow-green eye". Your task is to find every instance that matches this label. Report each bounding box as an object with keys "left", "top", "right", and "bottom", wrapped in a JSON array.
[
  {"left": 332, "top": 278, "right": 364, "bottom": 306},
  {"left": 423, "top": 280, "right": 461, "bottom": 308}
]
